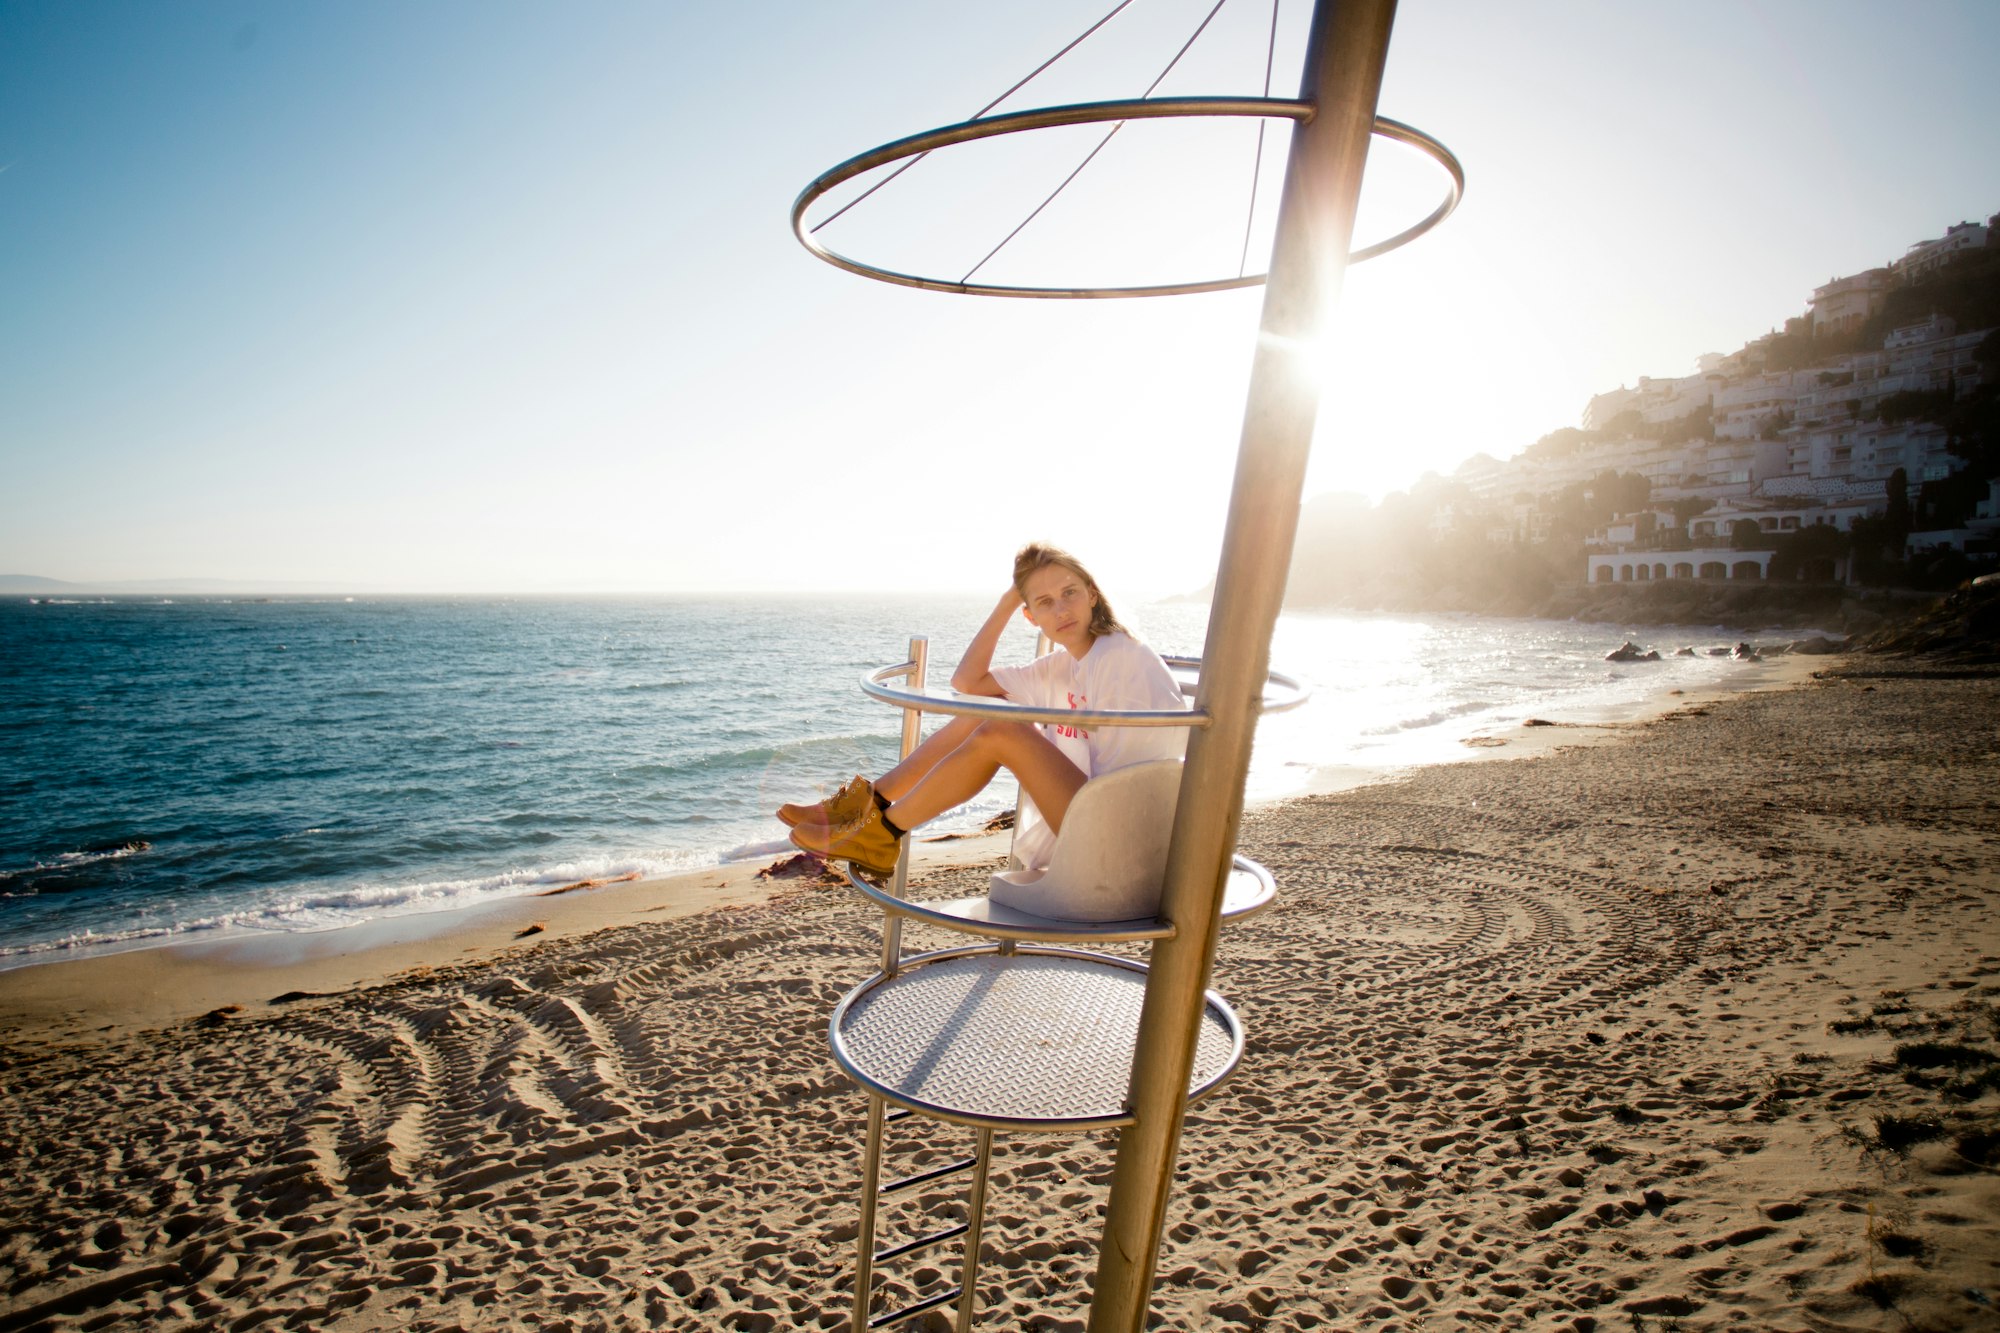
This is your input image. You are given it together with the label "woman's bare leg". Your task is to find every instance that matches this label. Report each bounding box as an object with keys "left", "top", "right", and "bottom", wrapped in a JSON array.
[
  {"left": 872, "top": 714, "right": 980, "bottom": 804},
  {"left": 885, "top": 720, "right": 1086, "bottom": 835}
]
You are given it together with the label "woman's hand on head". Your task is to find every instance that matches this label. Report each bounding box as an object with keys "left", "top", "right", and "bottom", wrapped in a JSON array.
[{"left": 952, "top": 587, "right": 1025, "bottom": 696}]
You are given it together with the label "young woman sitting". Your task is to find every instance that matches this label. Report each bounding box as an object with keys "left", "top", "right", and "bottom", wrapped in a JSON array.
[{"left": 781, "top": 542, "right": 1188, "bottom": 879}]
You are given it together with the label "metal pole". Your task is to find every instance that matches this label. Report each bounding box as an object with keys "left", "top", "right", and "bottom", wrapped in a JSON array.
[
  {"left": 880, "top": 636, "right": 928, "bottom": 979},
  {"left": 852, "top": 1094, "right": 887, "bottom": 1330},
  {"left": 857, "top": 637, "right": 927, "bottom": 1330},
  {"left": 1086, "top": 2, "right": 1398, "bottom": 1328},
  {"left": 953, "top": 1126, "right": 995, "bottom": 1333}
]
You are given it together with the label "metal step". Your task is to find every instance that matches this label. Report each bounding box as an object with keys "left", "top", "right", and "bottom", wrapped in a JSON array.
[
  {"left": 881, "top": 1155, "right": 976, "bottom": 1196},
  {"left": 869, "top": 1284, "right": 963, "bottom": 1329},
  {"left": 874, "top": 1220, "right": 969, "bottom": 1265}
]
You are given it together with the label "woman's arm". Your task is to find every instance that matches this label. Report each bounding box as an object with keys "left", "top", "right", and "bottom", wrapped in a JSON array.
[{"left": 950, "top": 589, "right": 1023, "bottom": 696}]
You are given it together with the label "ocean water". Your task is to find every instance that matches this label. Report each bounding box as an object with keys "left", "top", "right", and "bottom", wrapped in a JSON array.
[{"left": 0, "top": 595, "right": 1793, "bottom": 967}]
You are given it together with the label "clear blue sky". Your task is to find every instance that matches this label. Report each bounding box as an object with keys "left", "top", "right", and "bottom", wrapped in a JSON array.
[{"left": 3, "top": 0, "right": 1995, "bottom": 596}]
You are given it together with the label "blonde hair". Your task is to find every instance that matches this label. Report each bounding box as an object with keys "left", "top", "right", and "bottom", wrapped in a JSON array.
[{"left": 1012, "top": 542, "right": 1125, "bottom": 638}]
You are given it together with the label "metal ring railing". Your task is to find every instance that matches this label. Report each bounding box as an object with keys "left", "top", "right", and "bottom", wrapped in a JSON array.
[
  {"left": 843, "top": 851, "right": 1276, "bottom": 944},
  {"left": 792, "top": 97, "right": 1464, "bottom": 298},
  {"left": 859, "top": 652, "right": 1310, "bottom": 728}
]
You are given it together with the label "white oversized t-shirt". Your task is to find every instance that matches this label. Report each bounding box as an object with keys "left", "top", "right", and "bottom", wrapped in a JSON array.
[{"left": 988, "top": 631, "right": 1189, "bottom": 870}]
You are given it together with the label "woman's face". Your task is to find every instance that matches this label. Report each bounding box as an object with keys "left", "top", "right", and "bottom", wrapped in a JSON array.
[{"left": 1019, "top": 563, "right": 1097, "bottom": 649}]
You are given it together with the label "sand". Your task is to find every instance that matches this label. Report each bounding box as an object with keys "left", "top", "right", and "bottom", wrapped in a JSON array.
[{"left": 2, "top": 663, "right": 1997, "bottom": 1331}]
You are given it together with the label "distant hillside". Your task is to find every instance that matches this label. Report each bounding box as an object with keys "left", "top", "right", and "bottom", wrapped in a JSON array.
[{"left": 1277, "top": 219, "right": 2000, "bottom": 625}]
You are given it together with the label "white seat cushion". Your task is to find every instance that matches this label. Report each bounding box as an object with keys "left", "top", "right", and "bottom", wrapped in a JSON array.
[{"left": 989, "top": 760, "right": 1182, "bottom": 922}]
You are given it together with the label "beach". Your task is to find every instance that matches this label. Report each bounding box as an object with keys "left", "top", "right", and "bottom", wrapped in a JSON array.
[{"left": 3, "top": 662, "right": 1996, "bottom": 1331}]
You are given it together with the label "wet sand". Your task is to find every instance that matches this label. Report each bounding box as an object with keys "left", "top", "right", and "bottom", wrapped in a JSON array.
[{"left": 2, "top": 663, "right": 1996, "bottom": 1331}]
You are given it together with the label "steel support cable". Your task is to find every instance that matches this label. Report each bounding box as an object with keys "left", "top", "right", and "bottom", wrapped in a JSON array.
[
  {"left": 960, "top": 0, "right": 1235, "bottom": 286},
  {"left": 1236, "top": 0, "right": 1280, "bottom": 278},
  {"left": 810, "top": 0, "right": 1137, "bottom": 236}
]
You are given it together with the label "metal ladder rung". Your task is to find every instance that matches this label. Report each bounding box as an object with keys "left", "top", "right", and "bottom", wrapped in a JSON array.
[
  {"left": 881, "top": 1156, "right": 976, "bottom": 1196},
  {"left": 852, "top": 1100, "right": 995, "bottom": 1333},
  {"left": 873, "top": 1220, "right": 969, "bottom": 1265},
  {"left": 885, "top": 1107, "right": 916, "bottom": 1123},
  {"left": 869, "top": 1285, "right": 963, "bottom": 1329}
]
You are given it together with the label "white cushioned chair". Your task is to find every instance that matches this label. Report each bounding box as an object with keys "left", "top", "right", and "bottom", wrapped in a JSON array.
[{"left": 989, "top": 759, "right": 1182, "bottom": 922}]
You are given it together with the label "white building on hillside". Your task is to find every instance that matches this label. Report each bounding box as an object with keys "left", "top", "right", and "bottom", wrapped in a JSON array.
[
  {"left": 1635, "top": 371, "right": 1718, "bottom": 425},
  {"left": 1847, "top": 320, "right": 1988, "bottom": 409},
  {"left": 1894, "top": 220, "right": 1990, "bottom": 279},
  {"left": 1857, "top": 423, "right": 1958, "bottom": 484},
  {"left": 1757, "top": 475, "right": 1887, "bottom": 505},
  {"left": 1810, "top": 268, "right": 1891, "bottom": 334},
  {"left": 1786, "top": 420, "right": 1960, "bottom": 485},
  {"left": 1583, "top": 361, "right": 1721, "bottom": 432},
  {"left": 1886, "top": 314, "right": 1957, "bottom": 350},
  {"left": 1793, "top": 362, "right": 1867, "bottom": 429},
  {"left": 1582, "top": 387, "right": 1639, "bottom": 432},
  {"left": 1455, "top": 436, "right": 1693, "bottom": 505},
  {"left": 1688, "top": 496, "right": 1873, "bottom": 541},
  {"left": 1586, "top": 549, "right": 1775, "bottom": 583},
  {"left": 1679, "top": 438, "right": 1788, "bottom": 496},
  {"left": 1713, "top": 371, "right": 1802, "bottom": 440}
]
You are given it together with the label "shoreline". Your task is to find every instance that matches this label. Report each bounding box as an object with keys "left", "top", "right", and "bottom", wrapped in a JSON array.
[
  {"left": 0, "top": 656, "right": 1824, "bottom": 1044},
  {"left": 0, "top": 831, "right": 1011, "bottom": 1044}
]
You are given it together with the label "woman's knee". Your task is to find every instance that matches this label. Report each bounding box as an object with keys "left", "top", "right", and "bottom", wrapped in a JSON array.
[
  {"left": 967, "top": 719, "right": 1038, "bottom": 754},
  {"left": 932, "top": 714, "right": 979, "bottom": 743}
]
